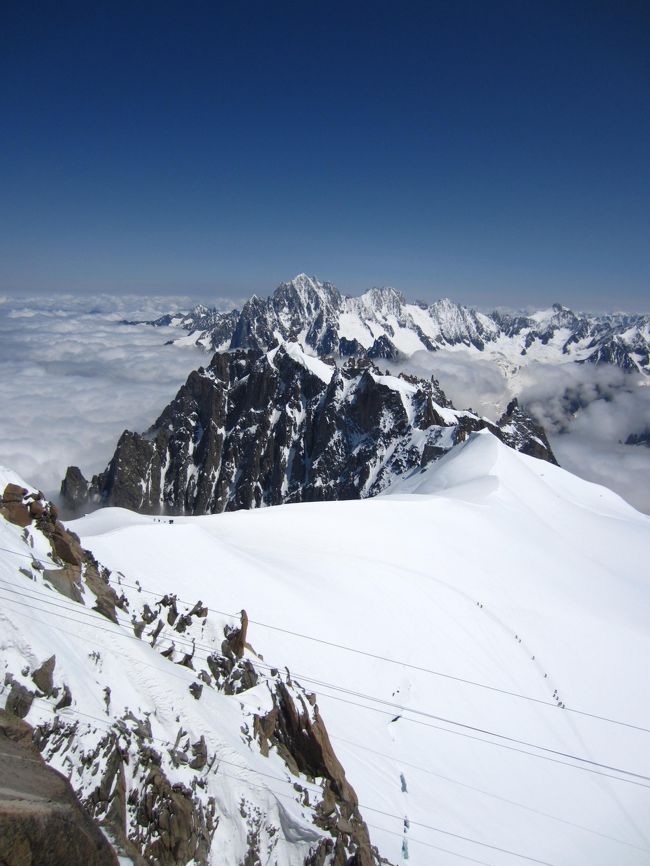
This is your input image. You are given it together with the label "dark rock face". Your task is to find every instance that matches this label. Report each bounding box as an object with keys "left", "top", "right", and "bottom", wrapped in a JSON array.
[
  {"left": 0, "top": 711, "right": 119, "bottom": 866},
  {"left": 255, "top": 684, "right": 379, "bottom": 866},
  {"left": 626, "top": 429, "right": 650, "bottom": 447},
  {"left": 495, "top": 398, "right": 557, "bottom": 463},
  {"left": 32, "top": 656, "right": 56, "bottom": 696},
  {"left": 132, "top": 764, "right": 215, "bottom": 866},
  {"left": 61, "top": 466, "right": 90, "bottom": 515},
  {"left": 63, "top": 347, "right": 556, "bottom": 517},
  {"left": 368, "top": 335, "right": 399, "bottom": 360},
  {"left": 4, "top": 679, "right": 35, "bottom": 719}
]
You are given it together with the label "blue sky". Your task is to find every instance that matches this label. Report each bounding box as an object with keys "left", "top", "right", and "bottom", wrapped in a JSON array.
[{"left": 1, "top": 1, "right": 648, "bottom": 309}]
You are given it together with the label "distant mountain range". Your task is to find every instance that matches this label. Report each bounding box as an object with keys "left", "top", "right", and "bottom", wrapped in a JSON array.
[
  {"left": 127, "top": 273, "right": 650, "bottom": 374},
  {"left": 68, "top": 272, "right": 649, "bottom": 518}
]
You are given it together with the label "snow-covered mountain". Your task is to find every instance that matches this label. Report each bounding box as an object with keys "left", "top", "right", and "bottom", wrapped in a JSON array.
[
  {"left": 3, "top": 433, "right": 650, "bottom": 865},
  {"left": 0, "top": 470, "right": 384, "bottom": 865},
  {"left": 136, "top": 274, "right": 650, "bottom": 374},
  {"left": 61, "top": 344, "right": 554, "bottom": 516}
]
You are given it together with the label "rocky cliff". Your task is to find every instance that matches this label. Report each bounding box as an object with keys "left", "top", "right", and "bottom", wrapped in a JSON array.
[
  {"left": 62, "top": 344, "right": 555, "bottom": 516},
  {"left": 0, "top": 712, "right": 119, "bottom": 866}
]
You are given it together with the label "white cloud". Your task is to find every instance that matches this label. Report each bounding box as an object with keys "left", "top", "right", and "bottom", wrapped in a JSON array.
[
  {"left": 518, "top": 364, "right": 650, "bottom": 513},
  {"left": 0, "top": 295, "right": 215, "bottom": 498},
  {"left": 390, "top": 351, "right": 650, "bottom": 514},
  {"left": 387, "top": 349, "right": 511, "bottom": 418},
  {"left": 549, "top": 434, "right": 650, "bottom": 514}
]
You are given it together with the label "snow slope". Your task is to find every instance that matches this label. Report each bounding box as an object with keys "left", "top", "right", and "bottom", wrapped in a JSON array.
[
  {"left": 0, "top": 469, "right": 374, "bottom": 865},
  {"left": 58, "top": 432, "right": 650, "bottom": 866}
]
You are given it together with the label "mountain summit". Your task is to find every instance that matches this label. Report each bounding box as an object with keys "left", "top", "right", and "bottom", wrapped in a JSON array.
[{"left": 135, "top": 274, "right": 650, "bottom": 373}]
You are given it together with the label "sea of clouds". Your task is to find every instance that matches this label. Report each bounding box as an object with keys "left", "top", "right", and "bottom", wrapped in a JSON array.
[
  {"left": 1, "top": 295, "right": 649, "bottom": 514},
  {"left": 390, "top": 350, "right": 650, "bottom": 513},
  {"left": 0, "top": 294, "right": 214, "bottom": 498}
]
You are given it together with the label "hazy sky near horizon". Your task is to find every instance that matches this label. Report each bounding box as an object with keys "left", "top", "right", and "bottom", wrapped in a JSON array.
[{"left": 2, "top": 1, "right": 648, "bottom": 310}]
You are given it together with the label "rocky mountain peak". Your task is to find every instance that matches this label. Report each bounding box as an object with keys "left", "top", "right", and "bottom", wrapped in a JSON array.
[
  {"left": 427, "top": 297, "right": 499, "bottom": 348},
  {"left": 127, "top": 273, "right": 650, "bottom": 373},
  {"left": 361, "top": 286, "right": 407, "bottom": 316},
  {"left": 549, "top": 303, "right": 582, "bottom": 329},
  {"left": 62, "top": 342, "right": 556, "bottom": 517},
  {"left": 273, "top": 273, "right": 343, "bottom": 315}
]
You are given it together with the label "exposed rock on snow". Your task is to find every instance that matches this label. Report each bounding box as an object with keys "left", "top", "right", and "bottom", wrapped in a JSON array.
[
  {"left": 0, "top": 711, "right": 119, "bottom": 866},
  {"left": 255, "top": 682, "right": 377, "bottom": 866},
  {"left": 0, "top": 469, "right": 389, "bottom": 866},
  {"left": 62, "top": 346, "right": 555, "bottom": 516}
]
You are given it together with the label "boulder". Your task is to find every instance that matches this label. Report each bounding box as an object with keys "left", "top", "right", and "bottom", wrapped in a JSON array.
[
  {"left": 1, "top": 483, "right": 31, "bottom": 527},
  {"left": 32, "top": 656, "right": 56, "bottom": 696}
]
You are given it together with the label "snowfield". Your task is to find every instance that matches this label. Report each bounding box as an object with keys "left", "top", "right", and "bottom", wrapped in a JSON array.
[{"left": 2, "top": 432, "right": 650, "bottom": 865}]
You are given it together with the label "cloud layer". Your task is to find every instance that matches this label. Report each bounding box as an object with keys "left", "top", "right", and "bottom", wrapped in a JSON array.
[
  {"left": 0, "top": 295, "right": 207, "bottom": 498},
  {"left": 519, "top": 365, "right": 650, "bottom": 513},
  {"left": 388, "top": 350, "right": 650, "bottom": 514}
]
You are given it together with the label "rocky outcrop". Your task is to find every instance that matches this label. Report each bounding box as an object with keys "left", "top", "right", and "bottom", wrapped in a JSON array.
[
  {"left": 62, "top": 347, "right": 556, "bottom": 516},
  {"left": 61, "top": 465, "right": 90, "bottom": 514},
  {"left": 0, "top": 483, "right": 37, "bottom": 528},
  {"left": 2, "top": 472, "right": 394, "bottom": 865},
  {"left": 2, "top": 490, "right": 390, "bottom": 865},
  {"left": 255, "top": 684, "right": 378, "bottom": 866},
  {"left": 1, "top": 482, "right": 126, "bottom": 622},
  {"left": 32, "top": 656, "right": 56, "bottom": 696},
  {"left": 25, "top": 600, "right": 386, "bottom": 866},
  {"left": 4, "top": 677, "right": 35, "bottom": 719},
  {"left": 0, "top": 711, "right": 119, "bottom": 866},
  {"left": 495, "top": 398, "right": 557, "bottom": 463}
]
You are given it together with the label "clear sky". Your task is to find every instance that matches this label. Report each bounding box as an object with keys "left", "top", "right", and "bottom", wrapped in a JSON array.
[{"left": 2, "top": 0, "right": 649, "bottom": 310}]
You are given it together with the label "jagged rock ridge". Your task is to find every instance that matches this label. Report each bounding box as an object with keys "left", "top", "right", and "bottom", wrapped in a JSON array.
[
  {"left": 132, "top": 274, "right": 650, "bottom": 374},
  {"left": 62, "top": 344, "right": 555, "bottom": 516}
]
